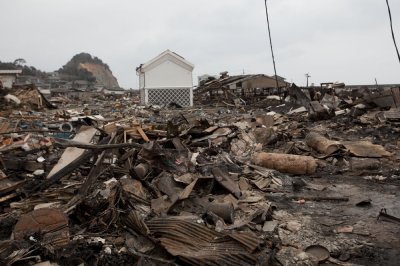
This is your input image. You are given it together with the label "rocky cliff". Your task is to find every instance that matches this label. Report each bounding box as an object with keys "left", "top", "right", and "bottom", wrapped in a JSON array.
[{"left": 79, "top": 63, "right": 119, "bottom": 88}]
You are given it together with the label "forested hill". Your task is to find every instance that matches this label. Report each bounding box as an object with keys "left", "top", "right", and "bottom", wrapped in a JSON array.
[{"left": 58, "top": 53, "right": 119, "bottom": 88}]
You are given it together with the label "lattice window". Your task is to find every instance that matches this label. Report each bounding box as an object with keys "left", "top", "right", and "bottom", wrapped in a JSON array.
[{"left": 147, "top": 88, "right": 191, "bottom": 106}]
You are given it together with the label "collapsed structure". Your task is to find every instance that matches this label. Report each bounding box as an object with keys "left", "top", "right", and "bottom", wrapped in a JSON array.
[
  {"left": 194, "top": 72, "right": 289, "bottom": 105},
  {"left": 0, "top": 80, "right": 400, "bottom": 265}
]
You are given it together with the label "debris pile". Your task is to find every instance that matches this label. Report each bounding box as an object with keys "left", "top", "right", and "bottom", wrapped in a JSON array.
[
  {"left": 1, "top": 84, "right": 400, "bottom": 265},
  {"left": 0, "top": 84, "right": 56, "bottom": 111}
]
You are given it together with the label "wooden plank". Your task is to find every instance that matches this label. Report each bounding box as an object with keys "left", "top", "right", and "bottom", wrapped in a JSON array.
[
  {"left": 103, "top": 122, "right": 117, "bottom": 135},
  {"left": 391, "top": 87, "right": 400, "bottom": 108},
  {"left": 0, "top": 179, "right": 25, "bottom": 195},
  {"left": 136, "top": 127, "right": 150, "bottom": 142},
  {"left": 0, "top": 193, "right": 18, "bottom": 203},
  {"left": 125, "top": 128, "right": 142, "bottom": 139},
  {"left": 47, "top": 126, "right": 97, "bottom": 179},
  {"left": 0, "top": 169, "right": 6, "bottom": 180},
  {"left": 204, "top": 126, "right": 218, "bottom": 133},
  {"left": 0, "top": 122, "right": 10, "bottom": 133}
]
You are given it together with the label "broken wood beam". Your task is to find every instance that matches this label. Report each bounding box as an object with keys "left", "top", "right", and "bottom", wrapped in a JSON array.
[
  {"left": 47, "top": 126, "right": 98, "bottom": 179},
  {"left": 53, "top": 138, "right": 142, "bottom": 150},
  {"left": 64, "top": 135, "right": 116, "bottom": 212},
  {"left": 267, "top": 194, "right": 349, "bottom": 202},
  {"left": 136, "top": 127, "right": 150, "bottom": 142}
]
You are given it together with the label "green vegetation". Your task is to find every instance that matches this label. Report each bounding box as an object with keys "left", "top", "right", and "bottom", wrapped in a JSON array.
[
  {"left": 58, "top": 52, "right": 110, "bottom": 82},
  {"left": 0, "top": 59, "right": 48, "bottom": 78}
]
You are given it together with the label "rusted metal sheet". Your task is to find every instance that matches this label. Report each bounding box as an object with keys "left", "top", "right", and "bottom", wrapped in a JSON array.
[
  {"left": 252, "top": 152, "right": 317, "bottom": 175},
  {"left": 147, "top": 217, "right": 264, "bottom": 265},
  {"left": 13, "top": 208, "right": 69, "bottom": 247},
  {"left": 305, "top": 132, "right": 342, "bottom": 155},
  {"left": 212, "top": 167, "right": 241, "bottom": 198},
  {"left": 343, "top": 141, "right": 392, "bottom": 158},
  {"left": 122, "top": 211, "right": 150, "bottom": 235}
]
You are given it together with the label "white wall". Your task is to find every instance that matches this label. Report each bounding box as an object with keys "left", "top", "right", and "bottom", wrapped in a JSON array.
[
  {"left": 144, "top": 59, "right": 192, "bottom": 88},
  {"left": 0, "top": 75, "right": 16, "bottom": 88},
  {"left": 139, "top": 74, "right": 145, "bottom": 89}
]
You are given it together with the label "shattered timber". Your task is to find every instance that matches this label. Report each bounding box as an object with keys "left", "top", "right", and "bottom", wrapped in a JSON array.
[{"left": 1, "top": 81, "right": 400, "bottom": 266}]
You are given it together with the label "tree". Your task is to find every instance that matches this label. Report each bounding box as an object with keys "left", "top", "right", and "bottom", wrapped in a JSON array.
[{"left": 13, "top": 58, "right": 26, "bottom": 66}]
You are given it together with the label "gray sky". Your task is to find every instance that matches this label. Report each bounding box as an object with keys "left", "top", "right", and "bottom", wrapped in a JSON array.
[{"left": 1, "top": 0, "right": 400, "bottom": 88}]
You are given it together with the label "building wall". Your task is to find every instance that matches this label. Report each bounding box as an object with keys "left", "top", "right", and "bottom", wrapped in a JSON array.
[
  {"left": 144, "top": 60, "right": 193, "bottom": 88},
  {"left": 139, "top": 74, "right": 145, "bottom": 89},
  {"left": 0, "top": 75, "right": 17, "bottom": 88},
  {"left": 140, "top": 88, "right": 145, "bottom": 104}
]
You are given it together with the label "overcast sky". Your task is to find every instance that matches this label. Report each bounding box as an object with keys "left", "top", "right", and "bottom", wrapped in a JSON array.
[{"left": 1, "top": 0, "right": 399, "bottom": 88}]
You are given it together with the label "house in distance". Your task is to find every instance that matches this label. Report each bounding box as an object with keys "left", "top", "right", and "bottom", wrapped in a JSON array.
[{"left": 0, "top": 70, "right": 22, "bottom": 88}]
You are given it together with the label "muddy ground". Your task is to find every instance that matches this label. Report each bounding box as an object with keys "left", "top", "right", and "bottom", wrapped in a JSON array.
[{"left": 272, "top": 173, "right": 400, "bottom": 266}]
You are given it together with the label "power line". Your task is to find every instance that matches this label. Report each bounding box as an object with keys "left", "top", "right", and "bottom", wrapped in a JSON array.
[
  {"left": 386, "top": 0, "right": 400, "bottom": 63},
  {"left": 264, "top": 0, "right": 281, "bottom": 98}
]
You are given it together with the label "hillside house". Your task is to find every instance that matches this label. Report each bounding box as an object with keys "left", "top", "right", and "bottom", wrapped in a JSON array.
[{"left": 136, "top": 50, "right": 194, "bottom": 106}]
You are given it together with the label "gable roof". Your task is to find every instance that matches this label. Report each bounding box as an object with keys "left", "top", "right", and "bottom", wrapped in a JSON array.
[{"left": 138, "top": 50, "right": 194, "bottom": 73}]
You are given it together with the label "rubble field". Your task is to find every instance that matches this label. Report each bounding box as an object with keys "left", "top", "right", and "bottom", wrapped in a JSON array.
[{"left": 0, "top": 85, "right": 400, "bottom": 266}]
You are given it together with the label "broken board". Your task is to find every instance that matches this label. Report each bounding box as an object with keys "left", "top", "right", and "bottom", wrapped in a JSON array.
[{"left": 47, "top": 126, "right": 97, "bottom": 179}]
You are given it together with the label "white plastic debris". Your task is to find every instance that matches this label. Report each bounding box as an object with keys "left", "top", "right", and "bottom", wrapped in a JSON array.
[
  {"left": 104, "top": 246, "right": 112, "bottom": 255},
  {"left": 87, "top": 237, "right": 106, "bottom": 244},
  {"left": 4, "top": 94, "right": 21, "bottom": 104},
  {"left": 33, "top": 169, "right": 45, "bottom": 176}
]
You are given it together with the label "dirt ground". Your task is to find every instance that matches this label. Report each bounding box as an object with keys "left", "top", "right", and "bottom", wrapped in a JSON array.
[{"left": 272, "top": 171, "right": 400, "bottom": 266}]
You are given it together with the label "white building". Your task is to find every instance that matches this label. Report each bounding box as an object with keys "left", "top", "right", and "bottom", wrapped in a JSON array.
[
  {"left": 0, "top": 70, "right": 22, "bottom": 88},
  {"left": 136, "top": 50, "right": 194, "bottom": 106}
]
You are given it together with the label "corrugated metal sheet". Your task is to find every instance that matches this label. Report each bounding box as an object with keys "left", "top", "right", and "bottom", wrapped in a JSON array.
[
  {"left": 147, "top": 217, "right": 265, "bottom": 266},
  {"left": 122, "top": 211, "right": 150, "bottom": 235}
]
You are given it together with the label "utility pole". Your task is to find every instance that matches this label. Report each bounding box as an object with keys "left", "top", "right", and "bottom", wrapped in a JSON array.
[
  {"left": 305, "top": 73, "right": 311, "bottom": 87},
  {"left": 264, "top": 0, "right": 281, "bottom": 102}
]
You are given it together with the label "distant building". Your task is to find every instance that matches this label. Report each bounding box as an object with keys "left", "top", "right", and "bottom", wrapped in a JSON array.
[
  {"left": 72, "top": 80, "right": 91, "bottom": 89},
  {"left": 194, "top": 73, "right": 289, "bottom": 103},
  {"left": 0, "top": 70, "right": 22, "bottom": 88},
  {"left": 50, "top": 88, "right": 95, "bottom": 101},
  {"left": 136, "top": 50, "right": 194, "bottom": 106},
  {"left": 271, "top": 75, "right": 287, "bottom": 82},
  {"left": 102, "top": 87, "right": 126, "bottom": 97}
]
